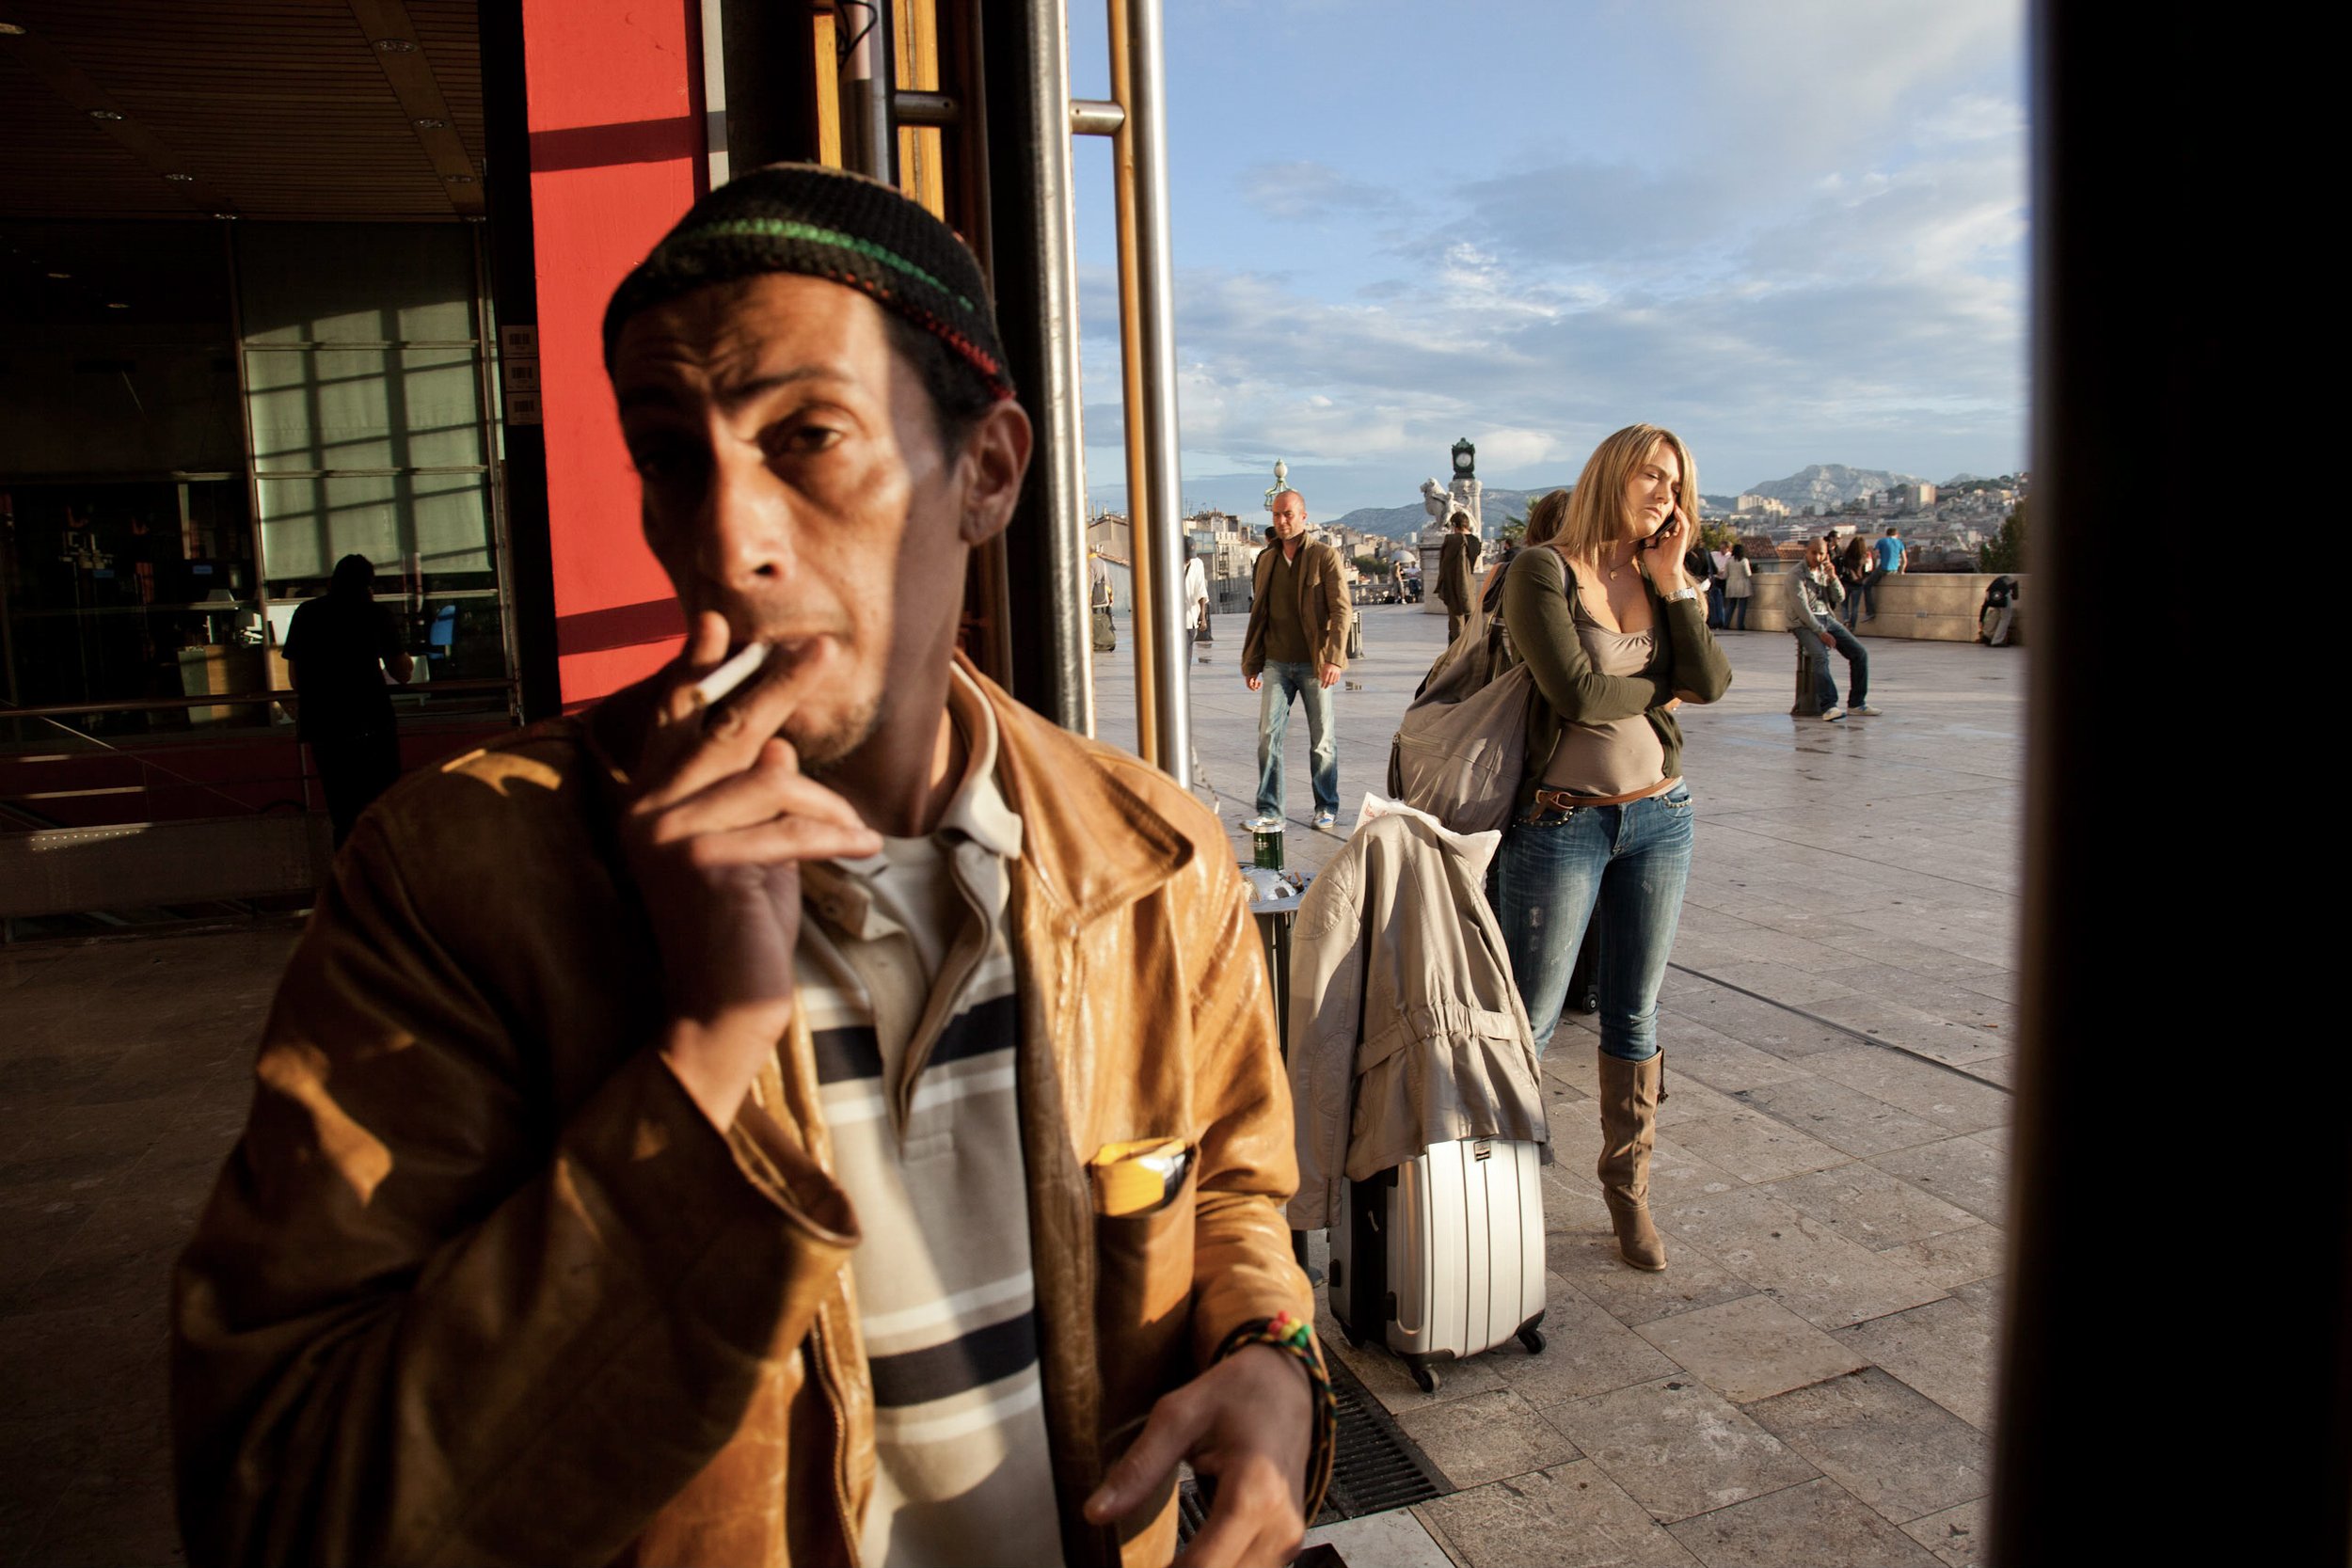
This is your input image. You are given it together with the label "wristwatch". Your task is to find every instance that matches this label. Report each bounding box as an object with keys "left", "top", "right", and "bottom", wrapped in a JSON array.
[{"left": 1662, "top": 586, "right": 1701, "bottom": 605}]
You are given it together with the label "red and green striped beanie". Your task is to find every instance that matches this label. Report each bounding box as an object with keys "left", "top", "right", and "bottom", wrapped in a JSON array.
[{"left": 601, "top": 162, "right": 1013, "bottom": 401}]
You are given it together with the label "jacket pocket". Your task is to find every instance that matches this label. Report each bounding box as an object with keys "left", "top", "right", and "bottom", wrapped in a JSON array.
[{"left": 1092, "top": 1162, "right": 1200, "bottom": 1486}]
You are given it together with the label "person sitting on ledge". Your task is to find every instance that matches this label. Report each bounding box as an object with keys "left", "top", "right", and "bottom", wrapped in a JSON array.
[{"left": 1788, "top": 536, "right": 1879, "bottom": 721}]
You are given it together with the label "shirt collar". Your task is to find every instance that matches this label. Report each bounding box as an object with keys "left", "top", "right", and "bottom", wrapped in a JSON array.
[{"left": 933, "top": 662, "right": 1024, "bottom": 861}]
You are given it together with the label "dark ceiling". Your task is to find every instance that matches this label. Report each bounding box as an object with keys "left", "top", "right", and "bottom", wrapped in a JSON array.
[{"left": 0, "top": 0, "right": 485, "bottom": 222}]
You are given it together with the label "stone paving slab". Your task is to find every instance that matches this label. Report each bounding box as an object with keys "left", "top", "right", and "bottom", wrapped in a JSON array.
[
  {"left": 1394, "top": 1386, "right": 1581, "bottom": 1489},
  {"left": 1630, "top": 1294, "right": 1871, "bottom": 1406},
  {"left": 1420, "top": 1459, "right": 1703, "bottom": 1567},
  {"left": 1540, "top": 1374, "right": 1820, "bottom": 1523},
  {"left": 1902, "top": 1496, "right": 1992, "bottom": 1566},
  {"left": 1760, "top": 1163, "right": 1981, "bottom": 1252},
  {"left": 1746, "top": 1367, "right": 1993, "bottom": 1527},
  {"left": 1664, "top": 1476, "right": 1945, "bottom": 1567},
  {"left": 0, "top": 615, "right": 2025, "bottom": 1565}
]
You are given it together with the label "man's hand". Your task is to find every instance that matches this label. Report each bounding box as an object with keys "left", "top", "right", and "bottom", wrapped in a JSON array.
[
  {"left": 1820, "top": 630, "right": 1836, "bottom": 648},
  {"left": 1085, "top": 1345, "right": 1312, "bottom": 1567},
  {"left": 1246, "top": 673, "right": 1263, "bottom": 692},
  {"left": 1317, "top": 662, "right": 1341, "bottom": 689},
  {"left": 617, "top": 612, "right": 882, "bottom": 1131}
]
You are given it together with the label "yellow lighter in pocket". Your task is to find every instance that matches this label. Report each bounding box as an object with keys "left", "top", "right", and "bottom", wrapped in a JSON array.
[{"left": 1089, "top": 1137, "right": 1192, "bottom": 1217}]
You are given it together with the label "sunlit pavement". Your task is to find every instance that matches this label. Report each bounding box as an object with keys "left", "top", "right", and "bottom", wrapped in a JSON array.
[
  {"left": 1109, "top": 603, "right": 2020, "bottom": 1567},
  {"left": 0, "top": 605, "right": 2021, "bottom": 1567}
]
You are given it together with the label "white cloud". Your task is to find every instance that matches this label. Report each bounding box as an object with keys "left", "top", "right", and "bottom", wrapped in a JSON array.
[{"left": 1078, "top": 2, "right": 2027, "bottom": 512}]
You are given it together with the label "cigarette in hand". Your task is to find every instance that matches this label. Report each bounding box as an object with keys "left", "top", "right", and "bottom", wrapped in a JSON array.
[{"left": 688, "top": 641, "right": 770, "bottom": 713}]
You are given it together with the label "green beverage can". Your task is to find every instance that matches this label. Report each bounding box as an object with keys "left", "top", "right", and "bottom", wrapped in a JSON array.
[{"left": 1252, "top": 817, "right": 1285, "bottom": 871}]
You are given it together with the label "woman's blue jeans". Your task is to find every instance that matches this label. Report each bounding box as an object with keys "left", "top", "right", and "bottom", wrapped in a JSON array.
[{"left": 1488, "top": 786, "right": 1694, "bottom": 1061}]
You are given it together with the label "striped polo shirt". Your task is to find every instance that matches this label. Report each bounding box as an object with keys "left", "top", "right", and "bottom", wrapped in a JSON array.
[{"left": 794, "top": 667, "right": 1058, "bottom": 1568}]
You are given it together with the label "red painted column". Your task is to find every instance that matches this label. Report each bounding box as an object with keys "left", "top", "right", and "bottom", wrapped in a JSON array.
[{"left": 519, "top": 0, "right": 704, "bottom": 705}]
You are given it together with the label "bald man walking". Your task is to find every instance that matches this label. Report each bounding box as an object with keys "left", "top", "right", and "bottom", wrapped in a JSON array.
[{"left": 1242, "top": 489, "right": 1350, "bottom": 831}]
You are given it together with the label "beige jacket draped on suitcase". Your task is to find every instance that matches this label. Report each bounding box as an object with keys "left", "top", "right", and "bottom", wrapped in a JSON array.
[{"left": 1283, "top": 813, "right": 1548, "bottom": 1230}]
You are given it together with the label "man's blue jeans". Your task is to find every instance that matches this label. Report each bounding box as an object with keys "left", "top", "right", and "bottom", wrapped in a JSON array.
[
  {"left": 1255, "top": 660, "right": 1338, "bottom": 817},
  {"left": 1488, "top": 786, "right": 1694, "bottom": 1059},
  {"left": 1798, "top": 622, "right": 1870, "bottom": 709}
]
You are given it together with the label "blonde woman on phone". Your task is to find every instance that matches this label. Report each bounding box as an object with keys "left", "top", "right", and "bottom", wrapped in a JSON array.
[{"left": 1489, "top": 424, "right": 1732, "bottom": 1271}]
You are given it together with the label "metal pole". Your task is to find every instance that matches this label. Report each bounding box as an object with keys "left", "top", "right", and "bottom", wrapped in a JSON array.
[
  {"left": 1104, "top": 0, "right": 1189, "bottom": 784},
  {"left": 1012, "top": 0, "right": 1094, "bottom": 735},
  {"left": 840, "top": 0, "right": 897, "bottom": 182},
  {"left": 697, "top": 0, "right": 731, "bottom": 189},
  {"left": 469, "top": 223, "right": 524, "bottom": 726}
]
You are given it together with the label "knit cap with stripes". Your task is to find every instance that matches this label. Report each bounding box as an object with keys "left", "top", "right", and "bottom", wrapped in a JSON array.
[{"left": 600, "top": 162, "right": 1013, "bottom": 400}]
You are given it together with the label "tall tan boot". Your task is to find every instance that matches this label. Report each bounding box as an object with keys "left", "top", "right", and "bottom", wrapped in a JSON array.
[{"left": 1596, "top": 1053, "right": 1667, "bottom": 1271}]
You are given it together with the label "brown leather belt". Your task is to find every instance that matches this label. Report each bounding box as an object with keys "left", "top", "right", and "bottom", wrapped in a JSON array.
[{"left": 1532, "top": 779, "right": 1683, "bottom": 812}]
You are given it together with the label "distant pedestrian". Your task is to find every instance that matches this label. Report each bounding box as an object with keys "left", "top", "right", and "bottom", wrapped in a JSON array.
[
  {"left": 1836, "top": 536, "right": 1872, "bottom": 627},
  {"left": 1861, "top": 525, "right": 1906, "bottom": 625},
  {"left": 1875, "top": 525, "right": 1907, "bottom": 578},
  {"left": 1788, "top": 537, "right": 1876, "bottom": 721},
  {"left": 1707, "top": 543, "right": 1730, "bottom": 628},
  {"left": 1242, "top": 487, "right": 1350, "bottom": 830},
  {"left": 1090, "top": 564, "right": 1116, "bottom": 652},
  {"left": 1184, "top": 545, "right": 1210, "bottom": 657},
  {"left": 1683, "top": 538, "right": 1719, "bottom": 629},
  {"left": 1724, "top": 543, "right": 1755, "bottom": 629},
  {"left": 1438, "top": 509, "right": 1478, "bottom": 642},
  {"left": 282, "top": 554, "right": 414, "bottom": 847},
  {"left": 1979, "top": 575, "right": 2019, "bottom": 645}
]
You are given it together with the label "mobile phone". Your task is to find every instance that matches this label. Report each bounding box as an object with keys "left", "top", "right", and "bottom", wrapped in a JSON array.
[{"left": 1641, "top": 505, "right": 1677, "bottom": 549}]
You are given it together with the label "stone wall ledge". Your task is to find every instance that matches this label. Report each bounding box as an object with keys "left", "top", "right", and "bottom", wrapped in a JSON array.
[{"left": 1738, "top": 570, "right": 2026, "bottom": 642}]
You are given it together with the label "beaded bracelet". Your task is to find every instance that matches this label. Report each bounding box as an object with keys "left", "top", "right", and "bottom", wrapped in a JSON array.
[{"left": 1213, "top": 1309, "right": 1338, "bottom": 1521}]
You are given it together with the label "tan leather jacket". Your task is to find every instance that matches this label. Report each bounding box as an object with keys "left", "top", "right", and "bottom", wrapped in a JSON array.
[
  {"left": 171, "top": 658, "right": 1322, "bottom": 1568},
  {"left": 1242, "top": 538, "right": 1352, "bottom": 678}
]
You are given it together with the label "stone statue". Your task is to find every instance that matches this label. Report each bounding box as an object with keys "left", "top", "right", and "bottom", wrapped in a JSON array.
[
  {"left": 1448, "top": 473, "right": 1484, "bottom": 534},
  {"left": 1420, "top": 478, "right": 1449, "bottom": 530},
  {"left": 1264, "top": 458, "right": 1291, "bottom": 512}
]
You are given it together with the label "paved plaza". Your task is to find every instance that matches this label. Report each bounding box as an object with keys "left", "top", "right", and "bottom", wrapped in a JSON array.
[{"left": 0, "top": 602, "right": 2024, "bottom": 1566}]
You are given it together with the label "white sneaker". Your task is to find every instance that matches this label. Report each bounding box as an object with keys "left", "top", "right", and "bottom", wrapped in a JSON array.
[
  {"left": 1851, "top": 704, "right": 1882, "bottom": 716},
  {"left": 1311, "top": 810, "right": 1338, "bottom": 831},
  {"left": 1241, "top": 815, "right": 1280, "bottom": 832},
  {"left": 1820, "top": 705, "right": 1847, "bottom": 721}
]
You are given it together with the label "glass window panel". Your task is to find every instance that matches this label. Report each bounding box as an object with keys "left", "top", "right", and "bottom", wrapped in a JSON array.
[
  {"left": 246, "top": 348, "right": 485, "bottom": 472},
  {"left": 0, "top": 221, "right": 240, "bottom": 480},
  {"left": 259, "top": 473, "right": 491, "bottom": 590},
  {"left": 0, "top": 479, "right": 266, "bottom": 734},
  {"left": 236, "top": 225, "right": 479, "bottom": 345}
]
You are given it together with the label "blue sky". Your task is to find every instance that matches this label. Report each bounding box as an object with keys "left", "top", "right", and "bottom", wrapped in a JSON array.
[{"left": 1062, "top": 0, "right": 2027, "bottom": 518}]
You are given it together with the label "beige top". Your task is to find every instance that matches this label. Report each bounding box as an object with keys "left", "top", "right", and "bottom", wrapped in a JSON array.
[{"left": 1539, "top": 598, "right": 1671, "bottom": 796}]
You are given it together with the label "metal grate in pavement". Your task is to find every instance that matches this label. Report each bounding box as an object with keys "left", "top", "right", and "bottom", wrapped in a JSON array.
[{"left": 1176, "top": 1349, "right": 1452, "bottom": 1543}]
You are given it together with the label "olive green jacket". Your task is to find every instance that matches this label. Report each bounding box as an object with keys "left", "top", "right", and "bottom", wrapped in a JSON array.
[{"left": 1498, "top": 545, "right": 1733, "bottom": 813}]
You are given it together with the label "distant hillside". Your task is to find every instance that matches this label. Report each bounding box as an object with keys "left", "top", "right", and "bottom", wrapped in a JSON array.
[
  {"left": 1742, "top": 464, "right": 1926, "bottom": 510},
  {"left": 1331, "top": 483, "right": 1575, "bottom": 539}
]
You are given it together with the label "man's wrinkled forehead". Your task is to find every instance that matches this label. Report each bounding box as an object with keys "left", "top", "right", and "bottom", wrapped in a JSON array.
[{"left": 610, "top": 273, "right": 883, "bottom": 408}]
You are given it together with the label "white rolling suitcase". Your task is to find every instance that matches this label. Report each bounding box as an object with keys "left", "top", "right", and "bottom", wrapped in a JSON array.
[{"left": 1329, "top": 1136, "right": 1547, "bottom": 1393}]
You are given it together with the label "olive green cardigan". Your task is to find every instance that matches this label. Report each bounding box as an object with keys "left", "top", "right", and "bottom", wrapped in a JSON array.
[{"left": 1498, "top": 545, "right": 1734, "bottom": 813}]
